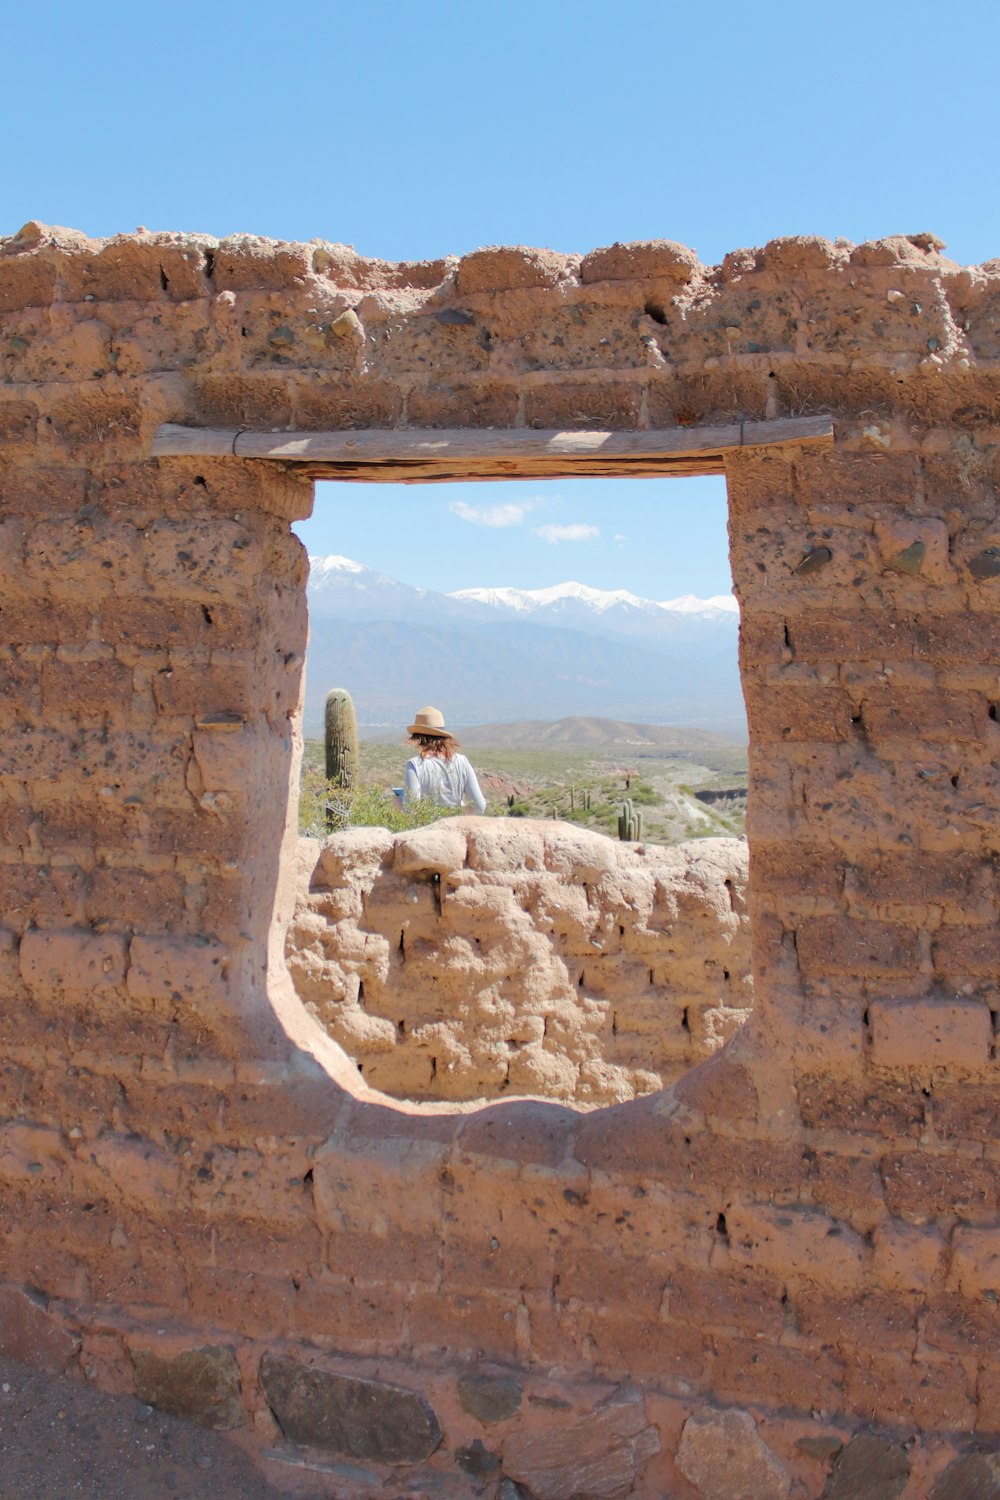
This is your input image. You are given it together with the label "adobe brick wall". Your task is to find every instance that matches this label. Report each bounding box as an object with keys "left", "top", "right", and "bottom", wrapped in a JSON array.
[
  {"left": 286, "top": 824, "right": 751, "bottom": 1104},
  {"left": 2, "top": 222, "right": 1000, "bottom": 1497}
]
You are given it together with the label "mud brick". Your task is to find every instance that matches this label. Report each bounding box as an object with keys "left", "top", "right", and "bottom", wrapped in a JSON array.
[
  {"left": 797, "top": 1078, "right": 925, "bottom": 1137},
  {"left": 842, "top": 1349, "right": 975, "bottom": 1430},
  {"left": 663, "top": 1266, "right": 788, "bottom": 1338},
  {"left": 523, "top": 380, "right": 642, "bottom": 430},
  {"left": 145, "top": 805, "right": 250, "bottom": 862},
  {"left": 287, "top": 1275, "right": 409, "bottom": 1349},
  {"left": 846, "top": 852, "right": 993, "bottom": 917},
  {"left": 19, "top": 927, "right": 127, "bottom": 993},
  {"left": 406, "top": 380, "right": 519, "bottom": 428},
  {"left": 98, "top": 599, "right": 262, "bottom": 651},
  {"left": 793, "top": 1290, "right": 919, "bottom": 1352},
  {"left": 519, "top": 1292, "right": 595, "bottom": 1372},
  {"left": 724, "top": 1201, "right": 865, "bottom": 1291},
  {"left": 929, "top": 1084, "right": 1000, "bottom": 1142},
  {"left": 211, "top": 238, "right": 313, "bottom": 291},
  {"left": 140, "top": 516, "right": 263, "bottom": 601},
  {"left": 32, "top": 796, "right": 142, "bottom": 852},
  {"left": 188, "top": 374, "right": 294, "bottom": 428},
  {"left": 440, "top": 1188, "right": 557, "bottom": 1295},
  {"left": 550, "top": 1247, "right": 665, "bottom": 1314},
  {"left": 873, "top": 1221, "right": 945, "bottom": 1293},
  {"left": 220, "top": 1078, "right": 346, "bottom": 1144},
  {"left": 210, "top": 1219, "right": 323, "bottom": 1279},
  {"left": 0, "top": 793, "right": 35, "bottom": 847},
  {"left": 743, "top": 682, "right": 857, "bottom": 742},
  {"left": 804, "top": 1151, "right": 887, "bottom": 1225},
  {"left": 85, "top": 1222, "right": 190, "bottom": 1307},
  {"left": 750, "top": 842, "right": 845, "bottom": 903},
  {"left": 151, "top": 663, "right": 257, "bottom": 718},
  {"left": 869, "top": 998, "right": 993, "bottom": 1072},
  {"left": 115, "top": 1079, "right": 225, "bottom": 1142},
  {"left": 948, "top": 1227, "right": 1000, "bottom": 1295},
  {"left": 195, "top": 871, "right": 255, "bottom": 938},
  {"left": 185, "top": 1267, "right": 297, "bottom": 1337},
  {"left": 127, "top": 934, "right": 231, "bottom": 1006},
  {"left": 863, "top": 688, "right": 985, "bottom": 743},
  {"left": 781, "top": 609, "right": 924, "bottom": 662},
  {"left": 933, "top": 924, "right": 1000, "bottom": 976},
  {"left": 974, "top": 1365, "right": 1000, "bottom": 1432},
  {"left": 0, "top": 399, "right": 38, "bottom": 444},
  {"left": 0, "top": 600, "right": 96, "bottom": 652},
  {"left": 459, "top": 245, "right": 572, "bottom": 293},
  {"left": 580, "top": 1310, "right": 702, "bottom": 1382},
  {"left": 793, "top": 449, "right": 921, "bottom": 508},
  {"left": 882, "top": 1153, "right": 1000, "bottom": 1224},
  {"left": 796, "top": 915, "right": 924, "bottom": 978},
  {"left": 922, "top": 1293, "right": 1000, "bottom": 1354},
  {"left": 291, "top": 377, "right": 403, "bottom": 429},
  {"left": 86, "top": 864, "right": 187, "bottom": 931},
  {"left": 23, "top": 1067, "right": 125, "bottom": 1139},
  {"left": 710, "top": 1334, "right": 845, "bottom": 1412},
  {"left": 326, "top": 1225, "right": 441, "bottom": 1289},
  {"left": 0, "top": 459, "right": 86, "bottom": 515},
  {"left": 409, "top": 1290, "right": 521, "bottom": 1362},
  {"left": 914, "top": 609, "right": 1000, "bottom": 662}
]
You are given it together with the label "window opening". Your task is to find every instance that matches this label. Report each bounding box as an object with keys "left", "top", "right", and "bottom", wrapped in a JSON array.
[{"left": 285, "top": 472, "right": 753, "bottom": 1109}]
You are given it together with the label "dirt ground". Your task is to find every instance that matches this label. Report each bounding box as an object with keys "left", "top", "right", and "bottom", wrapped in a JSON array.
[{"left": 0, "top": 1355, "right": 294, "bottom": 1499}]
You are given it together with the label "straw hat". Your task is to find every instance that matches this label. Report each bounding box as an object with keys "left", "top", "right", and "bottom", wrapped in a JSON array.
[{"left": 407, "top": 706, "right": 452, "bottom": 738}]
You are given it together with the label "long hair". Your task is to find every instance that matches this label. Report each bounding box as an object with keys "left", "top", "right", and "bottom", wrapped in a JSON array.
[{"left": 410, "top": 732, "right": 457, "bottom": 762}]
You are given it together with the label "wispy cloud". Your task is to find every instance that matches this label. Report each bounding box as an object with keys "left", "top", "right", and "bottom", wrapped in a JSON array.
[
  {"left": 533, "top": 523, "right": 600, "bottom": 544},
  {"left": 614, "top": 532, "right": 628, "bottom": 546},
  {"left": 450, "top": 499, "right": 535, "bottom": 528}
]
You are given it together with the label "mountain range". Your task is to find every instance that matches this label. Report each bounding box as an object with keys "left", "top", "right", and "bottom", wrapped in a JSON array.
[{"left": 303, "top": 555, "right": 745, "bottom": 737}]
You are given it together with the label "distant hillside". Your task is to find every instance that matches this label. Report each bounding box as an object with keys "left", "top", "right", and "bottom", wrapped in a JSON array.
[
  {"left": 303, "top": 555, "right": 746, "bottom": 737},
  {"left": 455, "top": 717, "right": 747, "bottom": 752}
]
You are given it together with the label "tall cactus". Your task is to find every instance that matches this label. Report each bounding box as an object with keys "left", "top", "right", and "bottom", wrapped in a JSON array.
[
  {"left": 325, "top": 687, "right": 359, "bottom": 790},
  {"left": 618, "top": 798, "right": 645, "bottom": 842}
]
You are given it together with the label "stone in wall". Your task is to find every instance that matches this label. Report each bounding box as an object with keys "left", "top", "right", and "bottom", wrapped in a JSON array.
[{"left": 285, "top": 818, "right": 751, "bottom": 1104}]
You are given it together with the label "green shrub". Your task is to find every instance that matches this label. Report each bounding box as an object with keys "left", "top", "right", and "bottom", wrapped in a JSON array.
[{"left": 299, "top": 763, "right": 460, "bottom": 837}]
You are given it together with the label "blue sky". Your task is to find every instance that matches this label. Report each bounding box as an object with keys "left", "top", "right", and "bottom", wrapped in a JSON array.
[
  {"left": 305, "top": 476, "right": 730, "bottom": 597},
  {"left": 7, "top": 0, "right": 998, "bottom": 597}
]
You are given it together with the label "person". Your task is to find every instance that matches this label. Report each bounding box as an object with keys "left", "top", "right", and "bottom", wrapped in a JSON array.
[{"left": 404, "top": 706, "right": 487, "bottom": 814}]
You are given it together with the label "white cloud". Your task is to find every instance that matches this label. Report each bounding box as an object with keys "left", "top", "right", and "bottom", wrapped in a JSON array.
[
  {"left": 533, "top": 523, "right": 600, "bottom": 544},
  {"left": 614, "top": 532, "right": 628, "bottom": 545},
  {"left": 450, "top": 499, "right": 535, "bottom": 528}
]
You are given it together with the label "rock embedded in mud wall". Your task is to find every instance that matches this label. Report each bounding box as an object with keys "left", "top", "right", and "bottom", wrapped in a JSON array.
[
  {"left": 676, "top": 1407, "right": 790, "bottom": 1500},
  {"left": 131, "top": 1344, "right": 245, "bottom": 1431},
  {"left": 285, "top": 819, "right": 751, "bottom": 1104},
  {"left": 260, "top": 1356, "right": 442, "bottom": 1463}
]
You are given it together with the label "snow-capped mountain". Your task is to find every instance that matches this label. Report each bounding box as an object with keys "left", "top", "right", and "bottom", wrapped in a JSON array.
[
  {"left": 446, "top": 578, "right": 739, "bottom": 646},
  {"left": 303, "top": 556, "right": 745, "bottom": 735},
  {"left": 451, "top": 581, "right": 738, "bottom": 619}
]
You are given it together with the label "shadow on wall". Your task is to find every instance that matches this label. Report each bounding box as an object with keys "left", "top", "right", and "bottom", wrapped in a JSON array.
[{"left": 286, "top": 816, "right": 752, "bottom": 1105}]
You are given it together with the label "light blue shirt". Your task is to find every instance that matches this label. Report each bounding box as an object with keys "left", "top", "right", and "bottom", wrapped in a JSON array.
[{"left": 404, "top": 752, "right": 487, "bottom": 813}]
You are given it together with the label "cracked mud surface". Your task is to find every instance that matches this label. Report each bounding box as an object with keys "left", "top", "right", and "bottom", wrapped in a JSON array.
[{"left": 0, "top": 1356, "right": 292, "bottom": 1499}]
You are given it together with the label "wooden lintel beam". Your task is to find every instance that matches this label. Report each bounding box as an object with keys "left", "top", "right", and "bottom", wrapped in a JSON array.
[{"left": 150, "top": 414, "right": 839, "bottom": 471}]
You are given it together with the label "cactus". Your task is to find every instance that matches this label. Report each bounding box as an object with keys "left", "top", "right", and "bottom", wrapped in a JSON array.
[
  {"left": 583, "top": 789, "right": 592, "bottom": 811},
  {"left": 569, "top": 787, "right": 575, "bottom": 811},
  {"left": 325, "top": 687, "right": 359, "bottom": 790},
  {"left": 618, "top": 799, "right": 645, "bottom": 842}
]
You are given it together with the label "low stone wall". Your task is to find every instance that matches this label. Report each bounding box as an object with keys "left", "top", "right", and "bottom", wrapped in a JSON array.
[{"left": 286, "top": 821, "right": 751, "bottom": 1105}]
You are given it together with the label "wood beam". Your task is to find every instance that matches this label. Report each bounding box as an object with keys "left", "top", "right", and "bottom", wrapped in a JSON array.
[{"left": 151, "top": 415, "right": 833, "bottom": 482}]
